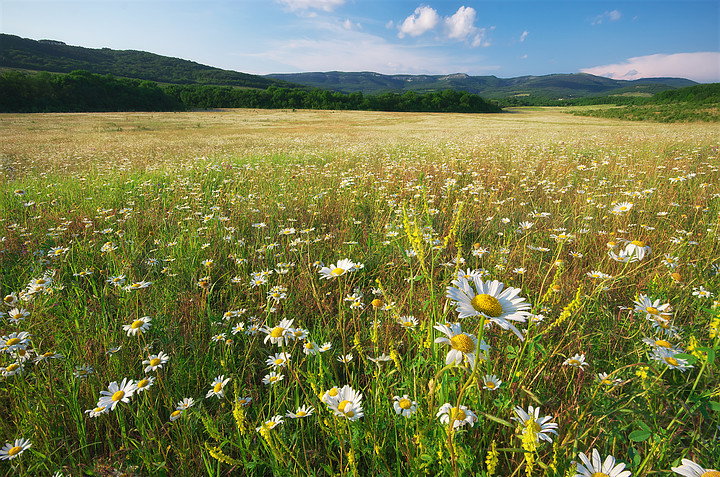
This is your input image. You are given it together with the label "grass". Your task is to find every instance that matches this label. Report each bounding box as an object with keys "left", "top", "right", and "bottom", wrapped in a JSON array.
[{"left": 0, "top": 108, "right": 719, "bottom": 476}]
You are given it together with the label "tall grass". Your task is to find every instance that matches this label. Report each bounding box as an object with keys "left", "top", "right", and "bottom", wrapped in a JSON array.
[{"left": 0, "top": 109, "right": 718, "bottom": 476}]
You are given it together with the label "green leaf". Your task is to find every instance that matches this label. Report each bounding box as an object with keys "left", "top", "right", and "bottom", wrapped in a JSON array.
[
  {"left": 709, "top": 401, "right": 720, "bottom": 412},
  {"left": 629, "top": 429, "right": 652, "bottom": 442}
]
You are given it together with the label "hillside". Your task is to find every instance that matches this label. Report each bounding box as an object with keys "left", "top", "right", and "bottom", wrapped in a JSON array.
[
  {"left": 0, "top": 34, "right": 299, "bottom": 89},
  {"left": 265, "top": 71, "right": 697, "bottom": 101}
]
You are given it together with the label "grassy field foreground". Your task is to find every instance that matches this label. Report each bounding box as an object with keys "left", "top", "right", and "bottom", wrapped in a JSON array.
[{"left": 0, "top": 108, "right": 719, "bottom": 476}]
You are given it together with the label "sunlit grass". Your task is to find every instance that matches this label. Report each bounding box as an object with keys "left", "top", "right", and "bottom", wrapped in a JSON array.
[{"left": 0, "top": 109, "right": 718, "bottom": 476}]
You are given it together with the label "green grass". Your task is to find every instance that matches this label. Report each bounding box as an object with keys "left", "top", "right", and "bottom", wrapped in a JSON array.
[{"left": 0, "top": 110, "right": 718, "bottom": 476}]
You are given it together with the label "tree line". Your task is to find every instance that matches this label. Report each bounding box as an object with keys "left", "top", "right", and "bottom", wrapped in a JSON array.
[{"left": 0, "top": 70, "right": 502, "bottom": 113}]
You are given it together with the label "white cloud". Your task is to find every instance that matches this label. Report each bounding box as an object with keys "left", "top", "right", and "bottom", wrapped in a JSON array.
[
  {"left": 276, "top": 0, "right": 345, "bottom": 12},
  {"left": 397, "top": 6, "right": 440, "bottom": 38},
  {"left": 445, "top": 6, "right": 477, "bottom": 41},
  {"left": 519, "top": 30, "right": 529, "bottom": 42},
  {"left": 342, "top": 19, "right": 361, "bottom": 30},
  {"left": 592, "top": 9, "right": 621, "bottom": 25},
  {"left": 581, "top": 52, "right": 720, "bottom": 83}
]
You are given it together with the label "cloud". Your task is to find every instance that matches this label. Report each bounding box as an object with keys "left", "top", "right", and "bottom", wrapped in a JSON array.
[
  {"left": 581, "top": 52, "right": 720, "bottom": 83},
  {"left": 397, "top": 6, "right": 440, "bottom": 38},
  {"left": 444, "top": 6, "right": 477, "bottom": 41},
  {"left": 342, "top": 19, "right": 361, "bottom": 30},
  {"left": 276, "top": 0, "right": 345, "bottom": 13},
  {"left": 592, "top": 9, "right": 621, "bottom": 25},
  {"left": 519, "top": 30, "right": 529, "bottom": 42}
]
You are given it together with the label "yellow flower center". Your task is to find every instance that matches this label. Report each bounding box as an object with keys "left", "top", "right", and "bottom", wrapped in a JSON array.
[
  {"left": 485, "top": 381, "right": 496, "bottom": 389},
  {"left": 42, "top": 352, "right": 54, "bottom": 358},
  {"left": 591, "top": 473, "right": 610, "bottom": 477},
  {"left": 213, "top": 382, "right": 223, "bottom": 393},
  {"left": 8, "top": 446, "right": 22, "bottom": 457},
  {"left": 656, "top": 319, "right": 671, "bottom": 329},
  {"left": 403, "top": 321, "right": 414, "bottom": 328},
  {"left": 269, "top": 376, "right": 278, "bottom": 383},
  {"left": 296, "top": 411, "right": 307, "bottom": 417},
  {"left": 371, "top": 298, "right": 383, "bottom": 308},
  {"left": 6, "top": 338, "right": 20, "bottom": 346},
  {"left": 631, "top": 240, "right": 645, "bottom": 247},
  {"left": 112, "top": 390, "right": 125, "bottom": 402},
  {"left": 664, "top": 357, "right": 679, "bottom": 366},
  {"left": 701, "top": 472, "right": 720, "bottom": 477},
  {"left": 450, "top": 407, "right": 466, "bottom": 422},
  {"left": 331, "top": 267, "right": 345, "bottom": 276},
  {"left": 671, "top": 272, "right": 682, "bottom": 282},
  {"left": 328, "top": 388, "right": 338, "bottom": 397},
  {"left": 645, "top": 306, "right": 658, "bottom": 315},
  {"left": 524, "top": 420, "right": 542, "bottom": 432},
  {"left": 450, "top": 334, "right": 475, "bottom": 353},
  {"left": 270, "top": 327, "right": 284, "bottom": 338},
  {"left": 305, "top": 342, "right": 314, "bottom": 349},
  {"left": 338, "top": 400, "right": 351, "bottom": 413},
  {"left": 568, "top": 359, "right": 581, "bottom": 366},
  {"left": 274, "top": 358, "right": 284, "bottom": 365},
  {"left": 601, "top": 378, "right": 613, "bottom": 385},
  {"left": 137, "top": 379, "right": 149, "bottom": 388},
  {"left": 398, "top": 398, "right": 412, "bottom": 410},
  {"left": 171, "top": 410, "right": 182, "bottom": 418},
  {"left": 655, "top": 340, "right": 671, "bottom": 348},
  {"left": 130, "top": 320, "right": 144, "bottom": 329},
  {"left": 6, "top": 363, "right": 19, "bottom": 372},
  {"left": 36, "top": 279, "right": 47, "bottom": 285},
  {"left": 150, "top": 358, "right": 161, "bottom": 367},
  {"left": 470, "top": 294, "right": 503, "bottom": 317},
  {"left": 346, "top": 410, "right": 355, "bottom": 418}
]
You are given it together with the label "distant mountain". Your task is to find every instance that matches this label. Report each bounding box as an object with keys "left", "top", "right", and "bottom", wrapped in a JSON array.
[
  {"left": 265, "top": 71, "right": 697, "bottom": 100},
  {"left": 0, "top": 34, "right": 300, "bottom": 89}
]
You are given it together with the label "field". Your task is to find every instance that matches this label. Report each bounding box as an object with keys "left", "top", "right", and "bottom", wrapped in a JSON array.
[{"left": 1, "top": 108, "right": 718, "bottom": 476}]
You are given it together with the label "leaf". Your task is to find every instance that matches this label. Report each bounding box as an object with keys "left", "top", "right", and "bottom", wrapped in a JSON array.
[{"left": 629, "top": 429, "right": 652, "bottom": 442}]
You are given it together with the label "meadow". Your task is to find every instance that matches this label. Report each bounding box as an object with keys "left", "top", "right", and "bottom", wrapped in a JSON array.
[{"left": 0, "top": 108, "right": 718, "bottom": 476}]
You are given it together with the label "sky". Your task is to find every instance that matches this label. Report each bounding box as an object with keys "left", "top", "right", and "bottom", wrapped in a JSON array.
[{"left": 2, "top": 0, "right": 719, "bottom": 82}]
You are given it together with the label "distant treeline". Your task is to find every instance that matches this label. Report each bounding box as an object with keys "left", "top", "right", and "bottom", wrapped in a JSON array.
[{"left": 0, "top": 70, "right": 502, "bottom": 113}]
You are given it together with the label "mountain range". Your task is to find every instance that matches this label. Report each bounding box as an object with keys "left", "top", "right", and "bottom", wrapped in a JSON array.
[{"left": 1, "top": 33, "right": 698, "bottom": 101}]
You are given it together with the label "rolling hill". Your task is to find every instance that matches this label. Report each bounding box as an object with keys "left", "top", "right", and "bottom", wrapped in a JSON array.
[{"left": 264, "top": 71, "right": 697, "bottom": 100}]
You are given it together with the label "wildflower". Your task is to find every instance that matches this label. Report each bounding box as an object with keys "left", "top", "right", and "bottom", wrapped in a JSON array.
[
  {"left": 318, "top": 259, "right": 360, "bottom": 279},
  {"left": 633, "top": 295, "right": 672, "bottom": 321},
  {"left": 692, "top": 286, "right": 713, "bottom": 299},
  {"left": 483, "top": 374, "right": 502, "bottom": 391},
  {"left": 123, "top": 316, "right": 152, "bottom": 336},
  {"left": 0, "top": 438, "right": 32, "bottom": 460},
  {"left": 302, "top": 340, "right": 320, "bottom": 355},
  {"left": 596, "top": 372, "right": 622, "bottom": 387},
  {"left": 3, "top": 294, "right": 19, "bottom": 307},
  {"left": 286, "top": 405, "right": 314, "bottom": 419},
  {"left": 124, "top": 280, "right": 152, "bottom": 291},
  {"left": 662, "top": 254, "right": 679, "bottom": 269},
  {"left": 651, "top": 347, "right": 693, "bottom": 372},
  {"left": 142, "top": 351, "right": 170, "bottom": 373},
  {"left": 672, "top": 459, "right": 719, "bottom": 477},
  {"left": 393, "top": 395, "right": 418, "bottom": 417},
  {"left": 265, "top": 352, "right": 291, "bottom": 368},
  {"left": 612, "top": 202, "right": 634, "bottom": 214},
  {"left": 256, "top": 415, "right": 284, "bottom": 432},
  {"left": 262, "top": 371, "right": 284, "bottom": 385},
  {"left": 34, "top": 350, "right": 63, "bottom": 364},
  {"left": 319, "top": 342, "right": 332, "bottom": 353},
  {"left": 337, "top": 353, "right": 353, "bottom": 363},
  {"left": 206, "top": 375, "right": 231, "bottom": 399},
  {"left": 97, "top": 378, "right": 138, "bottom": 411},
  {"left": 397, "top": 315, "right": 418, "bottom": 329},
  {"left": 235, "top": 396, "right": 252, "bottom": 407},
  {"left": 512, "top": 405, "right": 558, "bottom": 443},
  {"left": 169, "top": 409, "right": 184, "bottom": 421},
  {"left": 85, "top": 405, "right": 110, "bottom": 418},
  {"left": 262, "top": 318, "right": 295, "bottom": 347},
  {"left": 434, "top": 322, "right": 489, "bottom": 369},
  {"left": 73, "top": 365, "right": 93, "bottom": 379},
  {"left": 231, "top": 323, "right": 245, "bottom": 335},
  {"left": 574, "top": 448, "right": 631, "bottom": 477},
  {"left": 2, "top": 362, "right": 22, "bottom": 377},
  {"left": 324, "top": 385, "right": 364, "bottom": 421},
  {"left": 107, "top": 275, "right": 126, "bottom": 287},
  {"left": 563, "top": 353, "right": 588, "bottom": 369},
  {"left": 437, "top": 403, "right": 477, "bottom": 429},
  {"left": 197, "top": 276, "right": 211, "bottom": 289},
  {"left": 368, "top": 353, "right": 393, "bottom": 365},
  {"left": 446, "top": 277, "right": 530, "bottom": 341},
  {"left": 587, "top": 271, "right": 612, "bottom": 279},
  {"left": 7, "top": 308, "right": 30, "bottom": 324},
  {"left": 623, "top": 240, "right": 651, "bottom": 261},
  {"left": 135, "top": 376, "right": 156, "bottom": 393},
  {"left": 1, "top": 331, "right": 31, "bottom": 353}
]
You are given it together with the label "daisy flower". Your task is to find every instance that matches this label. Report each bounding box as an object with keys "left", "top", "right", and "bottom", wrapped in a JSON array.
[
  {"left": 319, "top": 342, "right": 332, "bottom": 353},
  {"left": 434, "top": 322, "right": 490, "bottom": 370},
  {"left": 325, "top": 385, "right": 364, "bottom": 421},
  {"left": 302, "top": 340, "right": 320, "bottom": 355},
  {"left": 286, "top": 405, "right": 314, "bottom": 419},
  {"left": 1, "top": 331, "right": 31, "bottom": 353},
  {"left": 672, "top": 459, "right": 719, "bottom": 477},
  {"left": 446, "top": 277, "right": 531, "bottom": 341},
  {"left": 337, "top": 353, "right": 353, "bottom": 363},
  {"left": 169, "top": 409, "right": 185, "bottom": 422},
  {"left": 3, "top": 293, "right": 19, "bottom": 307},
  {"left": 235, "top": 396, "right": 252, "bottom": 407},
  {"left": 622, "top": 240, "right": 651, "bottom": 261},
  {"left": 587, "top": 271, "right": 613, "bottom": 280},
  {"left": 612, "top": 202, "right": 634, "bottom": 214},
  {"left": 84, "top": 405, "right": 110, "bottom": 418},
  {"left": 142, "top": 351, "right": 170, "bottom": 373},
  {"left": 596, "top": 372, "right": 622, "bottom": 387},
  {"left": 124, "top": 280, "right": 152, "bottom": 291},
  {"left": 262, "top": 371, "right": 284, "bottom": 385},
  {"left": 123, "top": 316, "right": 152, "bottom": 337},
  {"left": 393, "top": 395, "right": 418, "bottom": 418},
  {"left": 633, "top": 295, "right": 672, "bottom": 321},
  {"left": 437, "top": 403, "right": 477, "bottom": 429},
  {"left": 256, "top": 415, "right": 284, "bottom": 432},
  {"left": 574, "top": 448, "right": 631, "bottom": 477},
  {"left": 0, "top": 438, "right": 31, "bottom": 460},
  {"left": 206, "top": 375, "right": 231, "bottom": 399},
  {"left": 483, "top": 374, "right": 502, "bottom": 391},
  {"left": 177, "top": 397, "right": 196, "bottom": 410},
  {"left": 7, "top": 307, "right": 30, "bottom": 324},
  {"left": 397, "top": 315, "right": 418, "bottom": 329},
  {"left": 73, "top": 365, "right": 93, "bottom": 379},
  {"left": 563, "top": 353, "right": 588, "bottom": 369},
  {"left": 512, "top": 405, "right": 558, "bottom": 443},
  {"left": 651, "top": 347, "right": 693, "bottom": 372},
  {"left": 97, "top": 378, "right": 138, "bottom": 411},
  {"left": 266, "top": 352, "right": 291, "bottom": 368},
  {"left": 262, "top": 318, "right": 295, "bottom": 347},
  {"left": 318, "top": 259, "right": 359, "bottom": 279},
  {"left": 692, "top": 286, "right": 713, "bottom": 299},
  {"left": 641, "top": 336, "right": 681, "bottom": 353},
  {"left": 135, "top": 376, "right": 156, "bottom": 393},
  {"left": 2, "top": 362, "right": 23, "bottom": 377}
]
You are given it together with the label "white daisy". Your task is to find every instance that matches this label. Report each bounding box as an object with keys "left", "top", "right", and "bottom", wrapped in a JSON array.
[
  {"left": 437, "top": 403, "right": 476, "bottom": 429},
  {"left": 512, "top": 405, "right": 558, "bottom": 443},
  {"left": 0, "top": 438, "right": 32, "bottom": 460},
  {"left": 324, "top": 384, "right": 364, "bottom": 421},
  {"left": 206, "top": 375, "right": 231, "bottom": 399},
  {"left": 318, "top": 259, "right": 359, "bottom": 279},
  {"left": 672, "top": 458, "right": 718, "bottom": 477},
  {"left": 393, "top": 395, "right": 418, "bottom": 418},
  {"left": 97, "top": 378, "right": 138, "bottom": 411},
  {"left": 574, "top": 448, "right": 631, "bottom": 477},
  {"left": 433, "top": 322, "right": 489, "bottom": 370}
]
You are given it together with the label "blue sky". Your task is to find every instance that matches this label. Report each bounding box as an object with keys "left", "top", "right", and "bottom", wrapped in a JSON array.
[{"left": 2, "top": 0, "right": 718, "bottom": 82}]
